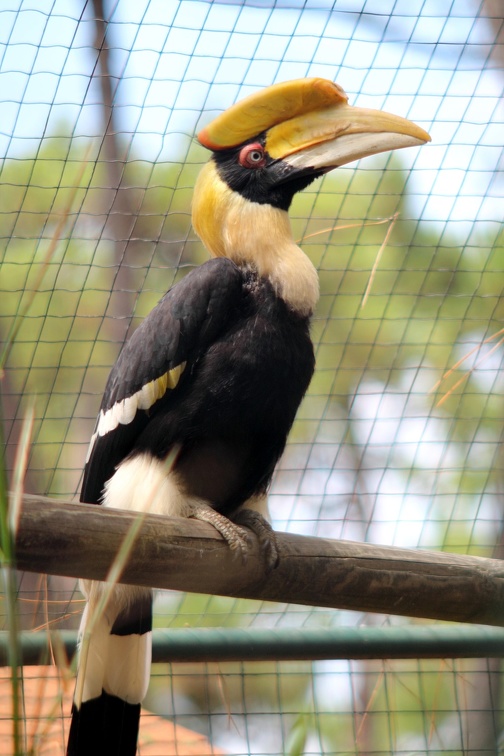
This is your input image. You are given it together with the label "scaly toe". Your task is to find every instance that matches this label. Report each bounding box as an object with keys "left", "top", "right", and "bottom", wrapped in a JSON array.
[
  {"left": 187, "top": 502, "right": 252, "bottom": 563},
  {"left": 232, "top": 508, "right": 280, "bottom": 571}
]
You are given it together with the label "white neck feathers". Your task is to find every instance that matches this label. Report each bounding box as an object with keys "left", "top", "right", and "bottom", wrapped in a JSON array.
[{"left": 192, "top": 162, "right": 319, "bottom": 317}]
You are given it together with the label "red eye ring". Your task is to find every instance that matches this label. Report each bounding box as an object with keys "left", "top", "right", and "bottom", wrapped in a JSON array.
[{"left": 238, "top": 143, "right": 266, "bottom": 169}]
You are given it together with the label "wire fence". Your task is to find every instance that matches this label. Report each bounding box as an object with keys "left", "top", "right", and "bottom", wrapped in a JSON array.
[{"left": 1, "top": 0, "right": 503, "bottom": 753}]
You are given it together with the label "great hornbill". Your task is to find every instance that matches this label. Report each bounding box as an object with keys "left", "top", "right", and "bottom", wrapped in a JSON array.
[{"left": 67, "top": 78, "right": 430, "bottom": 755}]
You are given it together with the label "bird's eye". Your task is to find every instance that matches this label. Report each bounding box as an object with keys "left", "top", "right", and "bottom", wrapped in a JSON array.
[{"left": 238, "top": 143, "right": 266, "bottom": 169}]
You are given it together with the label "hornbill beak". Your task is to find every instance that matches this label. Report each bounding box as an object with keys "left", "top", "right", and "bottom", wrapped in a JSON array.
[{"left": 198, "top": 78, "right": 430, "bottom": 178}]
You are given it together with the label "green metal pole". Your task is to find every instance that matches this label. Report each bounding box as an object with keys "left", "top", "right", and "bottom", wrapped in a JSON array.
[{"left": 2, "top": 626, "right": 504, "bottom": 667}]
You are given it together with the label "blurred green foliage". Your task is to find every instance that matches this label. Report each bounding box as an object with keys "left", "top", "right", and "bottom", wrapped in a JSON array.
[
  {"left": 1, "top": 135, "right": 503, "bottom": 536},
  {"left": 1, "top": 135, "right": 503, "bottom": 751}
]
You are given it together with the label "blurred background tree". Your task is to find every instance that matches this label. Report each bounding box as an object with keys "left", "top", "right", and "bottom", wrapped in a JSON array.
[{"left": 0, "top": 0, "right": 502, "bottom": 752}]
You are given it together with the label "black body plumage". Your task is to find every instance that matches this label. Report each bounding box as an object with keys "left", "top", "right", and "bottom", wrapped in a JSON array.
[
  {"left": 70, "top": 258, "right": 314, "bottom": 756},
  {"left": 82, "top": 256, "right": 315, "bottom": 514}
]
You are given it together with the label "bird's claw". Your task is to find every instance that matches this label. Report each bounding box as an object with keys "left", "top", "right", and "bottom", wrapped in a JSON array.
[
  {"left": 232, "top": 508, "right": 280, "bottom": 572},
  {"left": 187, "top": 502, "right": 252, "bottom": 563},
  {"left": 187, "top": 503, "right": 279, "bottom": 570}
]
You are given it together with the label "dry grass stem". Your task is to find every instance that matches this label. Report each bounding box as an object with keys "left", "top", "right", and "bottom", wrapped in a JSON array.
[
  {"left": 0, "top": 145, "right": 91, "bottom": 372},
  {"left": 9, "top": 405, "right": 35, "bottom": 539},
  {"left": 433, "top": 328, "right": 504, "bottom": 407},
  {"left": 361, "top": 212, "right": 399, "bottom": 308}
]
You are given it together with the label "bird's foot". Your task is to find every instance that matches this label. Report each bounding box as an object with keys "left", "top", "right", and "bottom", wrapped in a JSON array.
[
  {"left": 186, "top": 503, "right": 279, "bottom": 570},
  {"left": 232, "top": 508, "right": 280, "bottom": 572},
  {"left": 187, "top": 502, "right": 252, "bottom": 563}
]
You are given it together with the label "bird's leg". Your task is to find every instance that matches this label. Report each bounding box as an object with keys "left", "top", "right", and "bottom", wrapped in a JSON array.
[
  {"left": 186, "top": 502, "right": 252, "bottom": 562},
  {"left": 232, "top": 508, "right": 280, "bottom": 571},
  {"left": 186, "top": 502, "right": 279, "bottom": 570}
]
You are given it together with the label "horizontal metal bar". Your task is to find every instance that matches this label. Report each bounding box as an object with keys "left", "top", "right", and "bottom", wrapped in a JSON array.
[{"left": 2, "top": 626, "right": 504, "bottom": 667}]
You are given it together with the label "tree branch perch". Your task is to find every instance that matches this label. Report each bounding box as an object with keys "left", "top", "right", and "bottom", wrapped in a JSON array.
[{"left": 13, "top": 494, "right": 504, "bottom": 627}]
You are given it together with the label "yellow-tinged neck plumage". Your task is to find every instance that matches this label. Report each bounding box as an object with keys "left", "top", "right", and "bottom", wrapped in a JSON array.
[{"left": 192, "top": 161, "right": 319, "bottom": 317}]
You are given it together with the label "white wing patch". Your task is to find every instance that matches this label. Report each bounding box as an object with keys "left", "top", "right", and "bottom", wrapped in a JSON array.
[{"left": 85, "top": 362, "right": 186, "bottom": 463}]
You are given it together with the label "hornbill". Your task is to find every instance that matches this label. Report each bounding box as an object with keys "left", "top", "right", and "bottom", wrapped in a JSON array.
[{"left": 67, "top": 78, "right": 430, "bottom": 755}]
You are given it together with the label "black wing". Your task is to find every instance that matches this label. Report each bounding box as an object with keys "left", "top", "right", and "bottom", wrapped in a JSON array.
[{"left": 81, "top": 257, "right": 243, "bottom": 503}]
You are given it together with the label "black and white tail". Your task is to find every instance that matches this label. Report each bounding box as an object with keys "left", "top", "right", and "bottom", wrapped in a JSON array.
[
  {"left": 69, "top": 452, "right": 196, "bottom": 754},
  {"left": 67, "top": 582, "right": 152, "bottom": 756}
]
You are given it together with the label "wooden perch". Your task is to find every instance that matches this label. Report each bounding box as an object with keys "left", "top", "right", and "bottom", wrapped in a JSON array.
[{"left": 14, "top": 493, "right": 504, "bottom": 627}]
